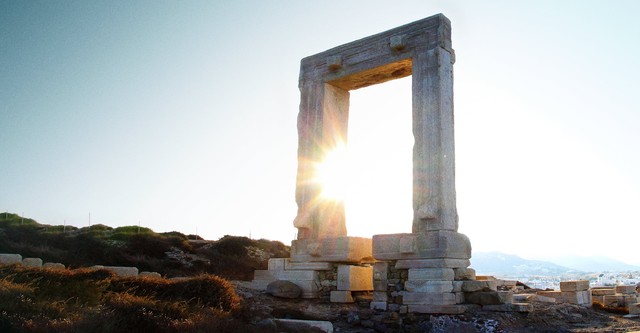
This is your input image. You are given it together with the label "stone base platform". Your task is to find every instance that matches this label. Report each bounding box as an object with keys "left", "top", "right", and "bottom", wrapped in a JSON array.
[
  {"left": 370, "top": 258, "right": 521, "bottom": 314},
  {"left": 291, "top": 236, "right": 373, "bottom": 263},
  {"left": 372, "top": 231, "right": 471, "bottom": 261},
  {"left": 251, "top": 258, "right": 374, "bottom": 299}
]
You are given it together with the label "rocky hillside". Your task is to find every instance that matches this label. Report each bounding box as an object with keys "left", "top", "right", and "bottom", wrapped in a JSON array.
[{"left": 0, "top": 212, "right": 289, "bottom": 280}]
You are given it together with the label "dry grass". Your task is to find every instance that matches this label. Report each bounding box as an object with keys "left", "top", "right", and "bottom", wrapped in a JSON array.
[{"left": 0, "top": 265, "right": 262, "bottom": 333}]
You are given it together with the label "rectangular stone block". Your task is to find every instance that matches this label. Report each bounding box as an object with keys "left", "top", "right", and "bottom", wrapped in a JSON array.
[
  {"left": 373, "top": 262, "right": 389, "bottom": 291},
  {"left": 337, "top": 265, "right": 373, "bottom": 291},
  {"left": 615, "top": 285, "right": 637, "bottom": 294},
  {"left": 268, "top": 258, "right": 286, "bottom": 271},
  {"left": 396, "top": 259, "right": 470, "bottom": 269},
  {"left": 465, "top": 291, "right": 512, "bottom": 305},
  {"left": 399, "top": 235, "right": 416, "bottom": 253},
  {"left": 537, "top": 290, "right": 591, "bottom": 305},
  {"left": 462, "top": 280, "right": 498, "bottom": 292},
  {"left": 373, "top": 231, "right": 471, "bottom": 261},
  {"left": 407, "top": 304, "right": 467, "bottom": 314},
  {"left": 277, "top": 270, "right": 319, "bottom": 281},
  {"left": 454, "top": 267, "right": 476, "bottom": 280},
  {"left": 22, "top": 258, "right": 43, "bottom": 268},
  {"left": 373, "top": 291, "right": 388, "bottom": 302},
  {"left": 452, "top": 281, "right": 463, "bottom": 292},
  {"left": 592, "top": 295, "right": 604, "bottom": 304},
  {"left": 402, "top": 292, "right": 456, "bottom": 305},
  {"left": 370, "top": 301, "right": 387, "bottom": 310},
  {"left": 291, "top": 237, "right": 372, "bottom": 263},
  {"left": 560, "top": 280, "right": 590, "bottom": 292},
  {"left": 603, "top": 295, "right": 638, "bottom": 307},
  {"left": 629, "top": 303, "right": 640, "bottom": 315},
  {"left": 483, "top": 303, "right": 532, "bottom": 312},
  {"left": 374, "top": 281, "right": 387, "bottom": 292},
  {"left": 0, "top": 253, "right": 22, "bottom": 265},
  {"left": 591, "top": 288, "right": 615, "bottom": 296},
  {"left": 532, "top": 294, "right": 557, "bottom": 303},
  {"left": 285, "top": 260, "right": 333, "bottom": 271},
  {"left": 603, "top": 295, "right": 625, "bottom": 307},
  {"left": 455, "top": 292, "right": 465, "bottom": 304},
  {"left": 330, "top": 290, "right": 354, "bottom": 303},
  {"left": 408, "top": 268, "right": 454, "bottom": 281},
  {"left": 405, "top": 280, "right": 453, "bottom": 293}
]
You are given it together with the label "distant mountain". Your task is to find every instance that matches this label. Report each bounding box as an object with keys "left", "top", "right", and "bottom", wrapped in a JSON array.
[
  {"left": 542, "top": 255, "right": 640, "bottom": 272},
  {"left": 471, "top": 251, "right": 578, "bottom": 277}
]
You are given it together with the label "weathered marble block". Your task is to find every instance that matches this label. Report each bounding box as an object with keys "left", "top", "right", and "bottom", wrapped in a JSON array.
[
  {"left": 537, "top": 290, "right": 591, "bottom": 306},
  {"left": 453, "top": 267, "right": 476, "bottom": 280},
  {"left": 0, "top": 253, "right": 22, "bottom": 265},
  {"left": 591, "top": 288, "right": 615, "bottom": 296},
  {"left": 560, "top": 280, "right": 589, "bottom": 292},
  {"left": 290, "top": 237, "right": 372, "bottom": 263},
  {"left": 22, "top": 257, "right": 43, "bottom": 267},
  {"left": 615, "top": 285, "right": 637, "bottom": 295},
  {"left": 408, "top": 268, "right": 454, "bottom": 281},
  {"left": 373, "top": 231, "right": 471, "bottom": 261},
  {"left": 403, "top": 292, "right": 457, "bottom": 305},
  {"left": 405, "top": 280, "right": 453, "bottom": 293},
  {"left": 464, "top": 291, "right": 513, "bottom": 305},
  {"left": 461, "top": 280, "right": 498, "bottom": 292},
  {"left": 337, "top": 265, "right": 373, "bottom": 291}
]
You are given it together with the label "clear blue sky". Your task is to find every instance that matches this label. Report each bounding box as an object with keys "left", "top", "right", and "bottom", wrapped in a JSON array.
[{"left": 2, "top": 1, "right": 639, "bottom": 264}]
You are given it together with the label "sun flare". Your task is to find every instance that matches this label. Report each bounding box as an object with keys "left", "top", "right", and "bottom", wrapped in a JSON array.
[{"left": 315, "top": 145, "right": 352, "bottom": 201}]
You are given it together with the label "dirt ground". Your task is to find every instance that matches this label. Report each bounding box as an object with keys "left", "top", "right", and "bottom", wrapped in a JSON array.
[{"left": 234, "top": 282, "right": 640, "bottom": 333}]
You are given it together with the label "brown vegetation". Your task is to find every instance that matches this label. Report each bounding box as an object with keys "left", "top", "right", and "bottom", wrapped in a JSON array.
[{"left": 0, "top": 264, "right": 270, "bottom": 333}]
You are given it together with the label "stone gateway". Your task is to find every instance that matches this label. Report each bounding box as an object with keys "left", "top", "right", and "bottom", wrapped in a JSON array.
[{"left": 253, "top": 14, "right": 513, "bottom": 314}]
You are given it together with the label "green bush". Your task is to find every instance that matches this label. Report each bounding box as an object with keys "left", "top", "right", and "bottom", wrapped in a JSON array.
[
  {"left": 0, "top": 212, "right": 39, "bottom": 227},
  {"left": 209, "top": 235, "right": 253, "bottom": 257}
]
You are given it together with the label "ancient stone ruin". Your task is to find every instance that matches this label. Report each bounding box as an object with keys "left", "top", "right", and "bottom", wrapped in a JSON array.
[{"left": 253, "top": 14, "right": 509, "bottom": 314}]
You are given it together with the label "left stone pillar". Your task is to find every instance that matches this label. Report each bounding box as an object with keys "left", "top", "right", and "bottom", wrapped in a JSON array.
[
  {"left": 289, "top": 75, "right": 372, "bottom": 266},
  {"left": 293, "top": 82, "right": 349, "bottom": 240}
]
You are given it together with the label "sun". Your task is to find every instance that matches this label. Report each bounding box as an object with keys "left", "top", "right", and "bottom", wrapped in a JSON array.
[{"left": 315, "top": 145, "right": 352, "bottom": 201}]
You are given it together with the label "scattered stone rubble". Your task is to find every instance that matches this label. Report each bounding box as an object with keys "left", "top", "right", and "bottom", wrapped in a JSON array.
[
  {"left": 592, "top": 284, "right": 640, "bottom": 313},
  {"left": 538, "top": 280, "right": 592, "bottom": 306},
  {"left": 0, "top": 252, "right": 161, "bottom": 278}
]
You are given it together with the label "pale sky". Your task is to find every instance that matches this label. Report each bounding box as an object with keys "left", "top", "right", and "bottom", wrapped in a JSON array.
[{"left": 1, "top": 1, "right": 639, "bottom": 264}]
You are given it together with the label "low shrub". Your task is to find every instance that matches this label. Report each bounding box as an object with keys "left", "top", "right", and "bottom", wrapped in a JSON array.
[
  {"left": 0, "top": 266, "right": 113, "bottom": 306},
  {"left": 109, "top": 274, "right": 240, "bottom": 311}
]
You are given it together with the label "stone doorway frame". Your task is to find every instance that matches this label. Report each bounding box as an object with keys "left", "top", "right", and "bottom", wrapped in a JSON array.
[
  {"left": 254, "top": 15, "right": 484, "bottom": 313},
  {"left": 293, "top": 14, "right": 459, "bottom": 244}
]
